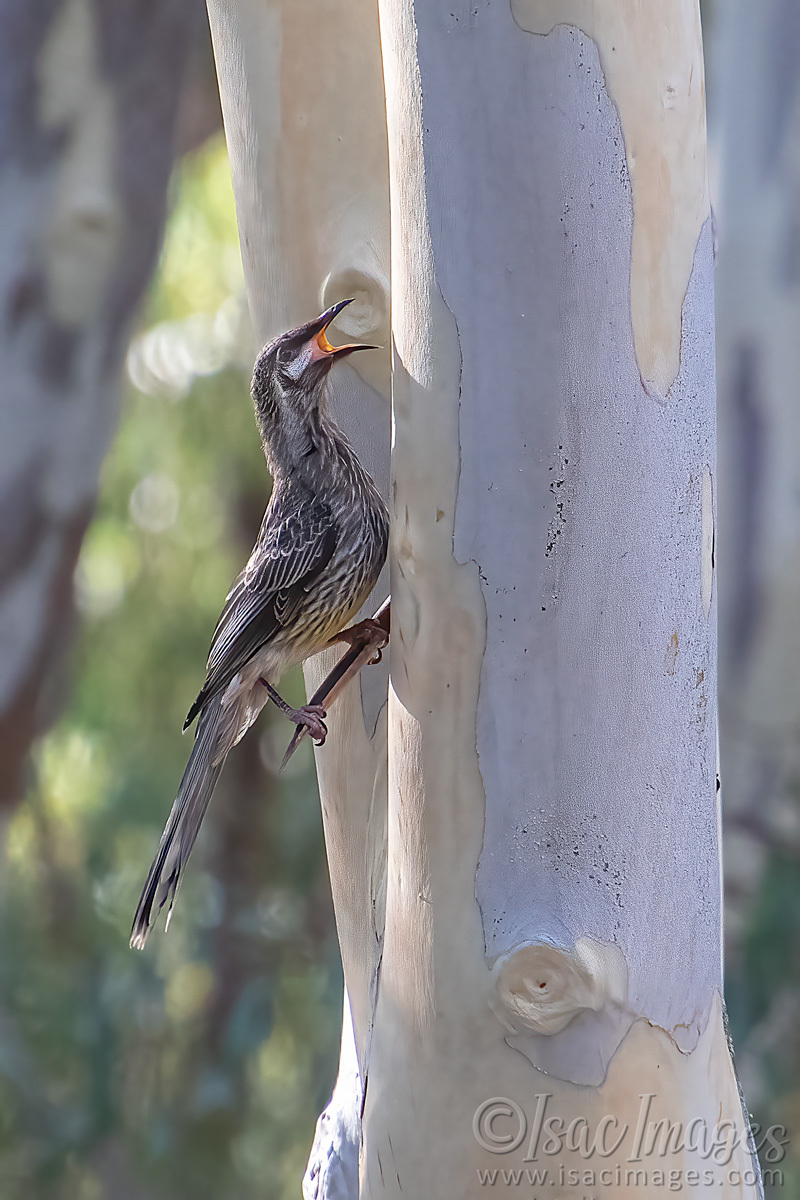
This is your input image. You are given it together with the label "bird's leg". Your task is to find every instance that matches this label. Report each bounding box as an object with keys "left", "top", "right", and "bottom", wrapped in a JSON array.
[
  {"left": 260, "top": 679, "right": 328, "bottom": 746},
  {"left": 281, "top": 598, "right": 391, "bottom": 769},
  {"left": 328, "top": 617, "right": 389, "bottom": 664}
]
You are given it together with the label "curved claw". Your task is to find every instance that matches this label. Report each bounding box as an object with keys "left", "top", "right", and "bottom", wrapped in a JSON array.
[
  {"left": 308, "top": 716, "right": 328, "bottom": 747},
  {"left": 295, "top": 704, "right": 328, "bottom": 746}
]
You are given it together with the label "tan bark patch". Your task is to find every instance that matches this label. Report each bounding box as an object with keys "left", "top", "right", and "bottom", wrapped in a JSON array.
[{"left": 511, "top": 0, "right": 710, "bottom": 397}]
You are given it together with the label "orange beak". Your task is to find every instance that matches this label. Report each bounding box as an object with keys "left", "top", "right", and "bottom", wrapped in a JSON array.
[{"left": 307, "top": 298, "right": 378, "bottom": 362}]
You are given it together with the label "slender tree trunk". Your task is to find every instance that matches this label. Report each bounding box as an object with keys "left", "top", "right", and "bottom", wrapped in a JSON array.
[
  {"left": 205, "top": 2, "right": 391, "bottom": 1193},
  {"left": 362, "top": 1, "right": 759, "bottom": 1195},
  {"left": 714, "top": 0, "right": 800, "bottom": 955},
  {"left": 0, "top": 0, "right": 198, "bottom": 804}
]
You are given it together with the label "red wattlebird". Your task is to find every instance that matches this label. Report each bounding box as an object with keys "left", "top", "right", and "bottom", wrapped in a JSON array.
[{"left": 131, "top": 299, "right": 389, "bottom": 948}]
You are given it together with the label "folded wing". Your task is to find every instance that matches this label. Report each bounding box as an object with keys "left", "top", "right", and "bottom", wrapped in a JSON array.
[{"left": 183, "top": 491, "right": 337, "bottom": 729}]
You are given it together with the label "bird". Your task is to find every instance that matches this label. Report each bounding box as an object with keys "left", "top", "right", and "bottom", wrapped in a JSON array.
[{"left": 130, "top": 298, "right": 389, "bottom": 949}]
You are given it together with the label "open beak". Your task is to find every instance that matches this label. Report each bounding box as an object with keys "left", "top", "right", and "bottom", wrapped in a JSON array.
[{"left": 308, "top": 298, "right": 378, "bottom": 362}]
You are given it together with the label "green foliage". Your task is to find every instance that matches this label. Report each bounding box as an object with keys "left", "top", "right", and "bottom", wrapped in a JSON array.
[
  {"left": 0, "top": 138, "right": 340, "bottom": 1199},
  {"left": 727, "top": 849, "right": 800, "bottom": 1195}
]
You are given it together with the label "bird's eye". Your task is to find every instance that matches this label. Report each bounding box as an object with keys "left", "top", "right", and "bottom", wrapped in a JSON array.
[
  {"left": 281, "top": 345, "right": 310, "bottom": 382},
  {"left": 276, "top": 344, "right": 302, "bottom": 376}
]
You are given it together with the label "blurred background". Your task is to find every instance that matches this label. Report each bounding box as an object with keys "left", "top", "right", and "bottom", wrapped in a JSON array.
[
  {"left": 0, "top": 7, "right": 341, "bottom": 1197},
  {"left": 0, "top": 1, "right": 798, "bottom": 1197}
]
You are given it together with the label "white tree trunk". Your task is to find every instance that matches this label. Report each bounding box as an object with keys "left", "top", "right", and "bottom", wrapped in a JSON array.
[
  {"left": 0, "top": 0, "right": 196, "bottom": 803},
  {"left": 364, "top": 0, "right": 760, "bottom": 1195},
  {"left": 204, "top": 2, "right": 391, "bottom": 1191},
  {"left": 713, "top": 0, "right": 800, "bottom": 956},
  {"left": 209, "top": 0, "right": 764, "bottom": 1194}
]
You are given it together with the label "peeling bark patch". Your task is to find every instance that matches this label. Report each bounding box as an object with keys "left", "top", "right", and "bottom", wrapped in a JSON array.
[
  {"left": 664, "top": 631, "right": 679, "bottom": 675},
  {"left": 510, "top": 1, "right": 710, "bottom": 396}
]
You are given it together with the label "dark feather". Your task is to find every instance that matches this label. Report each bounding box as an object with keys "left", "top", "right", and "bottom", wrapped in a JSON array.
[
  {"left": 131, "top": 698, "right": 225, "bottom": 948},
  {"left": 183, "top": 490, "right": 337, "bottom": 729}
]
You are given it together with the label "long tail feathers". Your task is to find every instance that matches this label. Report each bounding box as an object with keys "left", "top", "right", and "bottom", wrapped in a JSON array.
[{"left": 130, "top": 698, "right": 226, "bottom": 950}]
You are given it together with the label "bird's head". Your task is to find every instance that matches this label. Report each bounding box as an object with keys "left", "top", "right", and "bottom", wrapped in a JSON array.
[{"left": 251, "top": 299, "right": 375, "bottom": 441}]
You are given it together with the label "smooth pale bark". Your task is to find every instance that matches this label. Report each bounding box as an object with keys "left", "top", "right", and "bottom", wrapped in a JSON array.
[
  {"left": 204, "top": 2, "right": 391, "bottom": 1191},
  {"left": 209, "top": 0, "right": 765, "bottom": 1194},
  {"left": 364, "top": 1, "right": 760, "bottom": 1196},
  {"left": 0, "top": 0, "right": 196, "bottom": 804},
  {"left": 714, "top": 0, "right": 800, "bottom": 955}
]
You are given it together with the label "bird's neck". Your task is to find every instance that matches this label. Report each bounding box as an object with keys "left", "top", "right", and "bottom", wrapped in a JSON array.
[{"left": 262, "top": 406, "right": 356, "bottom": 492}]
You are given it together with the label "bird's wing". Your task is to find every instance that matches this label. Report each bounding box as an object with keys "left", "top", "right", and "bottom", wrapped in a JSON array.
[{"left": 184, "top": 494, "right": 336, "bottom": 728}]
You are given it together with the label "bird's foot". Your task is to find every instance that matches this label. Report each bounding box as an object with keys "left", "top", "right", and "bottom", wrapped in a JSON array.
[
  {"left": 287, "top": 703, "right": 328, "bottom": 746},
  {"left": 329, "top": 617, "right": 388, "bottom": 664},
  {"left": 260, "top": 678, "right": 328, "bottom": 745},
  {"left": 280, "top": 597, "right": 391, "bottom": 770}
]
